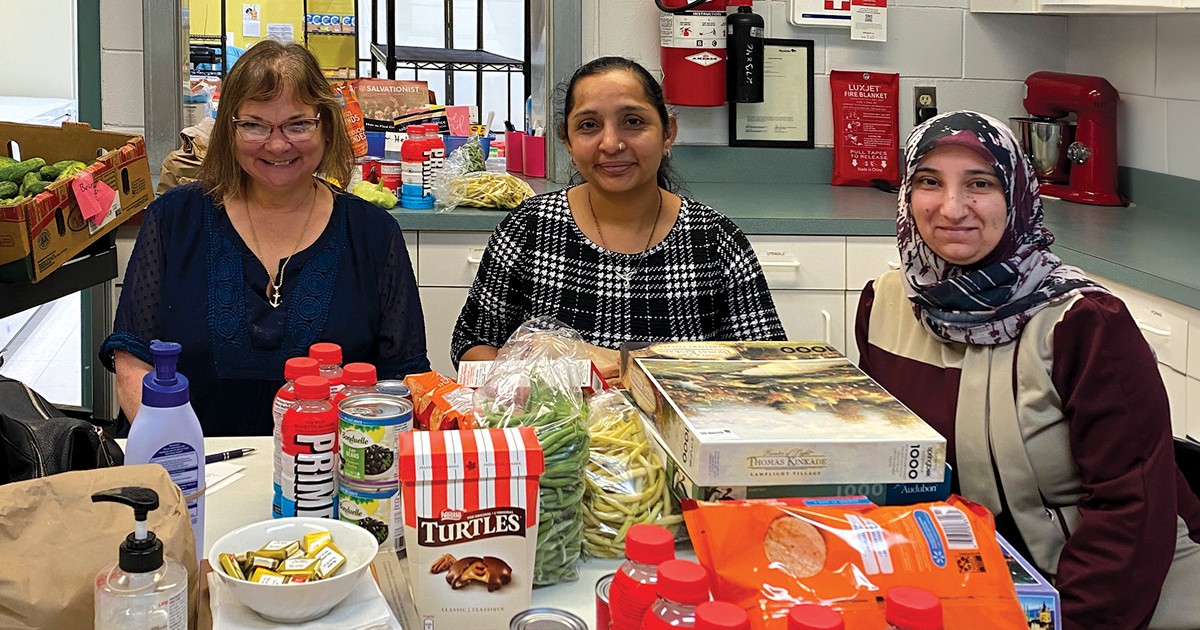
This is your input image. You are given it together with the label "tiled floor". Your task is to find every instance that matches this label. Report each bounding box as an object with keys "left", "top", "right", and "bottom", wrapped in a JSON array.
[{"left": 0, "top": 292, "right": 82, "bottom": 407}]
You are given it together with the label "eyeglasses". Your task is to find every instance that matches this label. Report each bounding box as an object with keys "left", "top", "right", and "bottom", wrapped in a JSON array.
[{"left": 231, "top": 114, "right": 321, "bottom": 143}]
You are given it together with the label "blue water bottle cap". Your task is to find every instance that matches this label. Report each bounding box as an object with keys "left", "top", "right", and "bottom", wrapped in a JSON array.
[{"left": 143, "top": 339, "right": 190, "bottom": 408}]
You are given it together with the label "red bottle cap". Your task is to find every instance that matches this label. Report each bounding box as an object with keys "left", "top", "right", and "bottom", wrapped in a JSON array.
[
  {"left": 884, "top": 587, "right": 943, "bottom": 630},
  {"left": 787, "top": 604, "right": 844, "bottom": 630},
  {"left": 655, "top": 559, "right": 709, "bottom": 605},
  {"left": 625, "top": 524, "right": 675, "bottom": 565},
  {"left": 294, "top": 375, "right": 331, "bottom": 400},
  {"left": 694, "top": 601, "right": 749, "bottom": 630},
  {"left": 284, "top": 357, "right": 320, "bottom": 380},
  {"left": 309, "top": 342, "right": 342, "bottom": 365},
  {"left": 342, "top": 362, "right": 377, "bottom": 386}
]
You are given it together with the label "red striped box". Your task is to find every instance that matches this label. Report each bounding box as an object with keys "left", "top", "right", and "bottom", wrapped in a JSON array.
[{"left": 399, "top": 428, "right": 545, "bottom": 629}]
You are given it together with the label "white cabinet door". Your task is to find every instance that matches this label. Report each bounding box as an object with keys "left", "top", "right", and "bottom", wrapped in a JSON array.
[
  {"left": 1163, "top": 365, "right": 1188, "bottom": 438},
  {"left": 748, "top": 236, "right": 846, "bottom": 291},
  {"left": 845, "top": 291, "right": 862, "bottom": 366},
  {"left": 419, "top": 286, "right": 470, "bottom": 377},
  {"left": 417, "top": 232, "right": 491, "bottom": 287},
  {"left": 1188, "top": 377, "right": 1200, "bottom": 440},
  {"left": 846, "top": 236, "right": 899, "bottom": 292},
  {"left": 402, "top": 231, "right": 418, "bottom": 280},
  {"left": 1190, "top": 322, "right": 1200, "bottom": 379},
  {"left": 771, "top": 290, "right": 847, "bottom": 354}
]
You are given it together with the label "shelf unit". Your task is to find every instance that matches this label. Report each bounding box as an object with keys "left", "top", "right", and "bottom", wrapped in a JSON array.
[
  {"left": 185, "top": 1, "right": 361, "bottom": 80},
  {"left": 303, "top": 0, "right": 361, "bottom": 80},
  {"left": 188, "top": 34, "right": 226, "bottom": 77},
  {"left": 368, "top": 0, "right": 525, "bottom": 120}
]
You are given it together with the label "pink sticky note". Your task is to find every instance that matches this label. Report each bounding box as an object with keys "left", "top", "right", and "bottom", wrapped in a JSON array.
[
  {"left": 70, "top": 171, "right": 117, "bottom": 224},
  {"left": 446, "top": 105, "right": 472, "bottom": 136}
]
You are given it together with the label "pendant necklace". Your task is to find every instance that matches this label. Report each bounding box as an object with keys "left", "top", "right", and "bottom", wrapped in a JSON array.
[
  {"left": 588, "top": 187, "right": 663, "bottom": 288},
  {"left": 244, "top": 182, "right": 318, "bottom": 308}
]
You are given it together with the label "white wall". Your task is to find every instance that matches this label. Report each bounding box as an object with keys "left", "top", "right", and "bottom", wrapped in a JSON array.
[
  {"left": 1066, "top": 15, "right": 1200, "bottom": 181},
  {"left": 584, "top": 0, "right": 1067, "bottom": 147},
  {"left": 0, "top": 0, "right": 77, "bottom": 101},
  {"left": 96, "top": 2, "right": 1200, "bottom": 182},
  {"left": 100, "top": 0, "right": 144, "bottom": 136}
]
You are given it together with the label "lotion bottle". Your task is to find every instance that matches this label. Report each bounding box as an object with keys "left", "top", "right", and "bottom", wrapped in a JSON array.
[
  {"left": 125, "top": 340, "right": 205, "bottom": 562},
  {"left": 93, "top": 486, "right": 188, "bottom": 630}
]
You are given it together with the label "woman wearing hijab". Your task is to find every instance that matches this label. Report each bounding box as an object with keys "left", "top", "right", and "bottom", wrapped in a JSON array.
[{"left": 855, "top": 111, "right": 1200, "bottom": 629}]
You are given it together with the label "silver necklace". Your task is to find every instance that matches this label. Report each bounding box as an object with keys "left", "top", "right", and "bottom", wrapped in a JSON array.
[
  {"left": 244, "top": 182, "right": 317, "bottom": 308},
  {"left": 587, "top": 187, "right": 663, "bottom": 288}
]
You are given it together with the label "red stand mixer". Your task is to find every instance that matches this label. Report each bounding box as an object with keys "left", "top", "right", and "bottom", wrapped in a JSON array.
[{"left": 1011, "top": 71, "right": 1126, "bottom": 206}]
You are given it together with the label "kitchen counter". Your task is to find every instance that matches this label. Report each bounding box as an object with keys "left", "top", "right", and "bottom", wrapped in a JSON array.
[{"left": 389, "top": 180, "right": 1200, "bottom": 311}]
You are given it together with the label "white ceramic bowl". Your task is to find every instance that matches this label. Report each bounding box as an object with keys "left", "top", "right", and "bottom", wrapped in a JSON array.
[{"left": 207, "top": 517, "right": 378, "bottom": 623}]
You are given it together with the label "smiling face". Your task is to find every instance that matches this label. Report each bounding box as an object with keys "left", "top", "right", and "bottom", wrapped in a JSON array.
[
  {"left": 562, "top": 69, "right": 676, "bottom": 195},
  {"left": 910, "top": 144, "right": 1009, "bottom": 266},
  {"left": 233, "top": 89, "right": 325, "bottom": 195}
]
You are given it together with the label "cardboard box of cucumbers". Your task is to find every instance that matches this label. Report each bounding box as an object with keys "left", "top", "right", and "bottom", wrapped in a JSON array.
[{"left": 0, "top": 120, "right": 152, "bottom": 283}]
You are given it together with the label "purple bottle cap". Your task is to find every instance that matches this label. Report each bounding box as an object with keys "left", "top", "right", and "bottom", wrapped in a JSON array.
[{"left": 142, "top": 340, "right": 190, "bottom": 408}]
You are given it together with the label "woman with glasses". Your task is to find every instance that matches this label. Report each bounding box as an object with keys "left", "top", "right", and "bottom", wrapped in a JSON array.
[{"left": 101, "top": 41, "right": 429, "bottom": 436}]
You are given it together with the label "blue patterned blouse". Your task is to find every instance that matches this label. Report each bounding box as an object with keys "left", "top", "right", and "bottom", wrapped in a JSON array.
[{"left": 101, "top": 182, "right": 429, "bottom": 436}]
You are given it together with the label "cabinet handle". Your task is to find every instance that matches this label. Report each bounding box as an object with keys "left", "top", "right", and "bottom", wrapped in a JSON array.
[
  {"left": 1135, "top": 320, "right": 1171, "bottom": 337},
  {"left": 466, "top": 255, "right": 483, "bottom": 265},
  {"left": 821, "top": 310, "right": 831, "bottom": 345},
  {"left": 760, "top": 260, "right": 802, "bottom": 269}
]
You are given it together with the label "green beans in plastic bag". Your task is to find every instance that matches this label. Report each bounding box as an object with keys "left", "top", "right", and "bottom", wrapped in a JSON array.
[{"left": 471, "top": 316, "right": 590, "bottom": 585}]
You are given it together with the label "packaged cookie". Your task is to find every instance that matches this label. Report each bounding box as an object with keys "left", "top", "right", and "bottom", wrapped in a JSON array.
[
  {"left": 684, "top": 496, "right": 1028, "bottom": 629},
  {"left": 399, "top": 427, "right": 545, "bottom": 629}
]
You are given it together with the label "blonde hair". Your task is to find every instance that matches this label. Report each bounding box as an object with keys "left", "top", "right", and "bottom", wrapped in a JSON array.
[{"left": 200, "top": 40, "right": 353, "bottom": 201}]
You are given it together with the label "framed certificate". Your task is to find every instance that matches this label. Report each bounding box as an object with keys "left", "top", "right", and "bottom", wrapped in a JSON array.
[{"left": 729, "top": 39, "right": 815, "bottom": 148}]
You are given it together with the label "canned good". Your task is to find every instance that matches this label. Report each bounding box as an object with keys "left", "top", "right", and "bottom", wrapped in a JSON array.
[
  {"left": 338, "top": 478, "right": 403, "bottom": 552},
  {"left": 509, "top": 608, "right": 588, "bottom": 630},
  {"left": 596, "top": 573, "right": 614, "bottom": 630},
  {"left": 338, "top": 394, "right": 412, "bottom": 484},
  {"left": 378, "top": 158, "right": 403, "bottom": 192},
  {"left": 375, "top": 379, "right": 411, "bottom": 399},
  {"left": 355, "top": 156, "right": 380, "bottom": 186}
]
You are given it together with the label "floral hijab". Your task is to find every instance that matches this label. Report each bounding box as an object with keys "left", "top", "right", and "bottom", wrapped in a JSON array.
[{"left": 897, "top": 111, "right": 1106, "bottom": 345}]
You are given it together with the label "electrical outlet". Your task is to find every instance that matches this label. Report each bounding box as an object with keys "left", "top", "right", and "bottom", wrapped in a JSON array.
[{"left": 914, "top": 86, "right": 937, "bottom": 124}]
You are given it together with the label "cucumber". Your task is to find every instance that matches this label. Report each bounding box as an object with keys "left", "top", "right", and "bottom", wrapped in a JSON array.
[{"left": 0, "top": 158, "right": 46, "bottom": 183}]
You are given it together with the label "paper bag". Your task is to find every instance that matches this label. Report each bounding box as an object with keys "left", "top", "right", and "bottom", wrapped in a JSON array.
[{"left": 0, "top": 464, "right": 199, "bottom": 630}]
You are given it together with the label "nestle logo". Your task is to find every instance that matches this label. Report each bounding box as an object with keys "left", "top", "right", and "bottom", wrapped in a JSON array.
[{"left": 440, "top": 509, "right": 464, "bottom": 521}]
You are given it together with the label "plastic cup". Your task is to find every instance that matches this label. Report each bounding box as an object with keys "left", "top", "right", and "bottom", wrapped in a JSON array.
[
  {"left": 505, "top": 131, "right": 525, "bottom": 173},
  {"left": 365, "top": 131, "right": 386, "bottom": 158},
  {"left": 522, "top": 134, "right": 546, "bottom": 178}
]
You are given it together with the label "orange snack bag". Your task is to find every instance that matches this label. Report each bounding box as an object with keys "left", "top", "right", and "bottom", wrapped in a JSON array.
[
  {"left": 684, "top": 496, "right": 1027, "bottom": 629},
  {"left": 427, "top": 381, "right": 476, "bottom": 430},
  {"left": 403, "top": 371, "right": 454, "bottom": 430},
  {"left": 333, "top": 81, "right": 368, "bottom": 158}
]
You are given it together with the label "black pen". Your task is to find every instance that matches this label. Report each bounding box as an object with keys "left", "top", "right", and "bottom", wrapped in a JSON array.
[{"left": 205, "top": 448, "right": 256, "bottom": 464}]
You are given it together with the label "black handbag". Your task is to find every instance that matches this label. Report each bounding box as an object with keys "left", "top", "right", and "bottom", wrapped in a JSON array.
[{"left": 0, "top": 375, "right": 123, "bottom": 484}]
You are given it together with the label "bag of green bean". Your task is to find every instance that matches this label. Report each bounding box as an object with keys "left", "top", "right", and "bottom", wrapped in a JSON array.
[{"left": 471, "top": 317, "right": 591, "bottom": 585}]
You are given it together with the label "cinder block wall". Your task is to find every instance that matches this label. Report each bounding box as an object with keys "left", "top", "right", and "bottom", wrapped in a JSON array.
[{"left": 100, "top": 0, "right": 144, "bottom": 137}]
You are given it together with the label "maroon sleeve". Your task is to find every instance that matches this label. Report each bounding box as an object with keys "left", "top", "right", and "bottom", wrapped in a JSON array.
[
  {"left": 1051, "top": 294, "right": 1178, "bottom": 630},
  {"left": 854, "top": 280, "right": 876, "bottom": 374}
]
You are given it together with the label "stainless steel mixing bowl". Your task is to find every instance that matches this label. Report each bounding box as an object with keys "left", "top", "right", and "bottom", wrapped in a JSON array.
[{"left": 1010, "top": 117, "right": 1075, "bottom": 184}]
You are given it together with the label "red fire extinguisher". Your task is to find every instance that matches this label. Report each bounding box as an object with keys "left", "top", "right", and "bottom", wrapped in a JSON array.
[{"left": 658, "top": 0, "right": 727, "bottom": 107}]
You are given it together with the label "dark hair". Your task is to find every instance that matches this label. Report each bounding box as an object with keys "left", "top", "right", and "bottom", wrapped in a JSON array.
[
  {"left": 201, "top": 40, "right": 353, "bottom": 200},
  {"left": 554, "top": 56, "right": 682, "bottom": 193}
]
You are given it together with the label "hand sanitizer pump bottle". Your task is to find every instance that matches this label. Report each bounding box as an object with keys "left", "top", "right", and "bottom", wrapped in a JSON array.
[
  {"left": 93, "top": 486, "right": 188, "bottom": 630},
  {"left": 125, "top": 340, "right": 206, "bottom": 562}
]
